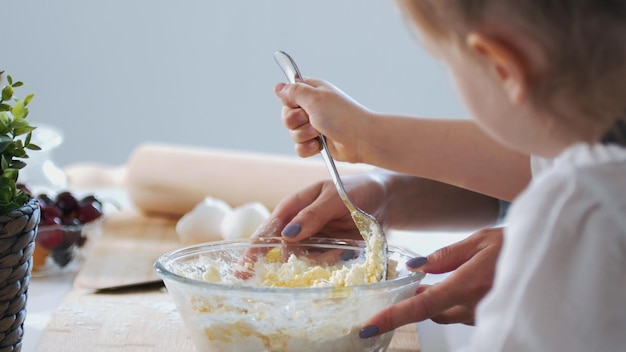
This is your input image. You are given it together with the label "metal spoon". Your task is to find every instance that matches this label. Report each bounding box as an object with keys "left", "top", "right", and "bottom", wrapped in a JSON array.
[{"left": 273, "top": 50, "right": 388, "bottom": 281}]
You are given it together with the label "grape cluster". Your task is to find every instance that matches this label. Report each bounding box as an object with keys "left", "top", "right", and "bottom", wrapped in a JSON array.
[{"left": 34, "top": 190, "right": 104, "bottom": 269}]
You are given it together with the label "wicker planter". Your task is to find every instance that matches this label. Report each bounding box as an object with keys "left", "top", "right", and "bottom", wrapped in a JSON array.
[{"left": 0, "top": 197, "right": 40, "bottom": 352}]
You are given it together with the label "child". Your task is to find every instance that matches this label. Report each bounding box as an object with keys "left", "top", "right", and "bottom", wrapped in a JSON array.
[{"left": 268, "top": 0, "right": 626, "bottom": 350}]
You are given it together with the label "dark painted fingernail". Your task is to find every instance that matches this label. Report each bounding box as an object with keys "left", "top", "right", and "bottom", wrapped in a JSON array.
[
  {"left": 406, "top": 256, "right": 428, "bottom": 268},
  {"left": 340, "top": 250, "right": 356, "bottom": 261},
  {"left": 359, "top": 325, "right": 379, "bottom": 339},
  {"left": 282, "top": 223, "right": 302, "bottom": 238}
]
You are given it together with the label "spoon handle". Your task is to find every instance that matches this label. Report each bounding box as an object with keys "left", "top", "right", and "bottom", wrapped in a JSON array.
[
  {"left": 274, "top": 50, "right": 302, "bottom": 84},
  {"left": 318, "top": 135, "right": 357, "bottom": 213}
]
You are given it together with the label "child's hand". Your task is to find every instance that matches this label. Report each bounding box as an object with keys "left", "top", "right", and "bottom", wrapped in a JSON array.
[
  {"left": 274, "top": 78, "right": 373, "bottom": 163},
  {"left": 359, "top": 227, "right": 503, "bottom": 337}
]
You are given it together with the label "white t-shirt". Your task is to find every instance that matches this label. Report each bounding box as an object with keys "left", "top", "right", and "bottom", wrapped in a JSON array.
[{"left": 470, "top": 143, "right": 626, "bottom": 351}]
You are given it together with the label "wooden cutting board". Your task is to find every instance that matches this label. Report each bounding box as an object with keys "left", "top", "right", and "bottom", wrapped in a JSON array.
[
  {"left": 72, "top": 210, "right": 180, "bottom": 290},
  {"left": 36, "top": 210, "right": 421, "bottom": 351}
]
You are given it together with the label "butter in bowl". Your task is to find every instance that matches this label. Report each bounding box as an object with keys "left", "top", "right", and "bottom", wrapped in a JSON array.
[{"left": 154, "top": 237, "right": 424, "bottom": 352}]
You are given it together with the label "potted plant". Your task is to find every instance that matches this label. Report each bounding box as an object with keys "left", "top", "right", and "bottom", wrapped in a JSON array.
[{"left": 0, "top": 71, "right": 41, "bottom": 351}]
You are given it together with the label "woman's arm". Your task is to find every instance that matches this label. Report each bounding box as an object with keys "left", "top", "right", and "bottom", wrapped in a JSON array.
[{"left": 373, "top": 170, "right": 503, "bottom": 231}]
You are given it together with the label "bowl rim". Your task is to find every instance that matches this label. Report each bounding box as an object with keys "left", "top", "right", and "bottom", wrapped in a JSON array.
[
  {"left": 154, "top": 237, "right": 425, "bottom": 294},
  {"left": 37, "top": 218, "right": 104, "bottom": 231}
]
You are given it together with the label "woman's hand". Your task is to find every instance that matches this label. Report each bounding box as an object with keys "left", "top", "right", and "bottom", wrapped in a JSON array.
[
  {"left": 253, "top": 169, "right": 502, "bottom": 241},
  {"left": 274, "top": 78, "right": 373, "bottom": 163},
  {"left": 252, "top": 172, "right": 387, "bottom": 242},
  {"left": 359, "top": 227, "right": 504, "bottom": 338}
]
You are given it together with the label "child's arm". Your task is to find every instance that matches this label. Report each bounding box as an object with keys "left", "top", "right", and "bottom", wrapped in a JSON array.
[
  {"left": 275, "top": 79, "right": 530, "bottom": 201},
  {"left": 363, "top": 117, "right": 529, "bottom": 201}
]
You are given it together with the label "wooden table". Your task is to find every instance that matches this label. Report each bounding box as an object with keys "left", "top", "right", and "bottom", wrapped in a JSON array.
[{"left": 36, "top": 210, "right": 421, "bottom": 351}]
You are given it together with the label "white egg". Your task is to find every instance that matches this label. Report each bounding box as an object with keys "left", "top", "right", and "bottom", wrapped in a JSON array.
[
  {"left": 220, "top": 202, "right": 270, "bottom": 240},
  {"left": 176, "top": 196, "right": 232, "bottom": 245}
]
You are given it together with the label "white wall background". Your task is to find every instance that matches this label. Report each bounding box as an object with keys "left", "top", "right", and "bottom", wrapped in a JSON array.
[{"left": 3, "top": 0, "right": 468, "bottom": 167}]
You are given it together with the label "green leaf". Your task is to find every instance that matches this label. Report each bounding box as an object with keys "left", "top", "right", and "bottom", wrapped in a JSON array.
[
  {"left": 13, "top": 125, "right": 34, "bottom": 136},
  {"left": 0, "top": 73, "right": 39, "bottom": 210},
  {"left": 14, "top": 191, "right": 28, "bottom": 206},
  {"left": 0, "top": 141, "right": 11, "bottom": 154},
  {"left": 23, "top": 93, "right": 34, "bottom": 106},
  {"left": 26, "top": 142, "right": 41, "bottom": 151},
  {"left": 10, "top": 118, "right": 28, "bottom": 128},
  {"left": 0, "top": 187, "right": 12, "bottom": 205},
  {"left": 11, "top": 100, "right": 26, "bottom": 119},
  {"left": 1, "top": 86, "right": 13, "bottom": 101},
  {"left": 0, "top": 112, "right": 10, "bottom": 127},
  {"left": 13, "top": 148, "right": 27, "bottom": 158},
  {"left": 3, "top": 168, "right": 18, "bottom": 182},
  {"left": 10, "top": 161, "right": 26, "bottom": 169}
]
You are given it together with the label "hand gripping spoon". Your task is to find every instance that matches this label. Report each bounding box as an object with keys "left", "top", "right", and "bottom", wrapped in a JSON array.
[{"left": 273, "top": 51, "right": 388, "bottom": 281}]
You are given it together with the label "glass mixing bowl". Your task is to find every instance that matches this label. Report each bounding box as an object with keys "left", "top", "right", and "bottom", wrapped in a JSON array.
[{"left": 154, "top": 237, "right": 425, "bottom": 352}]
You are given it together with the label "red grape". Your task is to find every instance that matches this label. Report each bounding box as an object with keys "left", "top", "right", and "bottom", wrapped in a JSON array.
[
  {"left": 55, "top": 191, "right": 79, "bottom": 216},
  {"left": 80, "top": 195, "right": 103, "bottom": 208},
  {"left": 36, "top": 227, "right": 65, "bottom": 250},
  {"left": 41, "top": 205, "right": 62, "bottom": 222},
  {"left": 39, "top": 214, "right": 61, "bottom": 226},
  {"left": 77, "top": 202, "right": 103, "bottom": 223}
]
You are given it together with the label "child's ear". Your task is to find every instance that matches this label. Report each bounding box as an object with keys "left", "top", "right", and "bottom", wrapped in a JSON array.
[{"left": 466, "top": 33, "right": 528, "bottom": 105}]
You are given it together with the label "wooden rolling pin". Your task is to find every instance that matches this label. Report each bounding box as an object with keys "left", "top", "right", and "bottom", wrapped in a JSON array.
[{"left": 125, "top": 143, "right": 372, "bottom": 217}]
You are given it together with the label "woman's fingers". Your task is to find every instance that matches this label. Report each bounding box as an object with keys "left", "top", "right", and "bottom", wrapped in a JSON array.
[
  {"left": 421, "top": 227, "right": 503, "bottom": 274},
  {"left": 359, "top": 227, "right": 504, "bottom": 338},
  {"left": 251, "top": 181, "right": 353, "bottom": 242},
  {"left": 280, "top": 183, "right": 354, "bottom": 241},
  {"left": 429, "top": 305, "right": 475, "bottom": 325},
  {"left": 252, "top": 185, "right": 321, "bottom": 238},
  {"left": 361, "top": 271, "right": 474, "bottom": 337}
]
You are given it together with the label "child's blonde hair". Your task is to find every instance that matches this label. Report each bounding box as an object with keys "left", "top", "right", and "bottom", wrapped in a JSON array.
[{"left": 396, "top": 0, "right": 626, "bottom": 142}]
